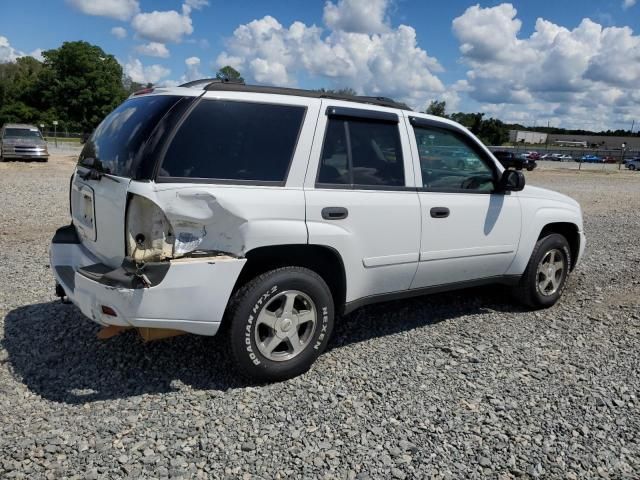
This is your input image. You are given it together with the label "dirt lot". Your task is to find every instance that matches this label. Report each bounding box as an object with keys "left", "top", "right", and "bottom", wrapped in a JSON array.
[{"left": 0, "top": 155, "right": 639, "bottom": 479}]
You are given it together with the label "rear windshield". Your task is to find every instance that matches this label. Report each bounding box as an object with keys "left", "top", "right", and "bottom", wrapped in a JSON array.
[
  {"left": 78, "top": 95, "right": 181, "bottom": 177},
  {"left": 3, "top": 128, "right": 42, "bottom": 138},
  {"left": 158, "top": 99, "right": 306, "bottom": 184}
]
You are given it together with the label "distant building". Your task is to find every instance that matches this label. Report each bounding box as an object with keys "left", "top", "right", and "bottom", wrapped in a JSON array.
[
  {"left": 547, "top": 134, "right": 640, "bottom": 151},
  {"left": 509, "top": 130, "right": 548, "bottom": 144}
]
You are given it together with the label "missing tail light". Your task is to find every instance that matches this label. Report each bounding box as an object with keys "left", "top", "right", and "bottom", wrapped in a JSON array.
[{"left": 125, "top": 194, "right": 206, "bottom": 262}]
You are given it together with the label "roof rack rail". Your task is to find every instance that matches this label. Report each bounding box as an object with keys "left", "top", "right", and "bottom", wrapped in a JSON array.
[
  {"left": 198, "top": 81, "right": 411, "bottom": 111},
  {"left": 179, "top": 77, "right": 246, "bottom": 89}
]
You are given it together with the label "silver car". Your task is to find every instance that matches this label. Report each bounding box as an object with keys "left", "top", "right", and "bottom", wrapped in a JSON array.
[{"left": 0, "top": 123, "right": 49, "bottom": 161}]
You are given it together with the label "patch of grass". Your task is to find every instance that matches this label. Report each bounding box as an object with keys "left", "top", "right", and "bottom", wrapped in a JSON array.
[{"left": 44, "top": 137, "right": 81, "bottom": 144}]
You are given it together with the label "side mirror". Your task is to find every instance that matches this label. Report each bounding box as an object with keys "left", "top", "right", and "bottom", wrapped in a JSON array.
[{"left": 498, "top": 169, "right": 525, "bottom": 192}]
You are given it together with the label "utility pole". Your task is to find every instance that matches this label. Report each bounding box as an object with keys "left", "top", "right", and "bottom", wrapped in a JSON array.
[{"left": 545, "top": 120, "right": 550, "bottom": 152}]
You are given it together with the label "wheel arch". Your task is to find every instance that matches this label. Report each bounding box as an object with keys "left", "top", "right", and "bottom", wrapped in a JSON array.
[
  {"left": 231, "top": 244, "right": 347, "bottom": 313},
  {"left": 538, "top": 222, "right": 581, "bottom": 270}
]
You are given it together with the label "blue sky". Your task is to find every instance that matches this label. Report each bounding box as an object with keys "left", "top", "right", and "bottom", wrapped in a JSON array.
[{"left": 1, "top": 0, "right": 639, "bottom": 130}]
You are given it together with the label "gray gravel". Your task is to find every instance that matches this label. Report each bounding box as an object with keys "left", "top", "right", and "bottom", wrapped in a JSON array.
[{"left": 1, "top": 157, "right": 639, "bottom": 479}]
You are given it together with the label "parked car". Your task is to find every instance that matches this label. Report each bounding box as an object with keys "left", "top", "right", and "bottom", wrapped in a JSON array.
[
  {"left": 0, "top": 123, "right": 49, "bottom": 161},
  {"left": 623, "top": 156, "right": 640, "bottom": 167},
  {"left": 540, "top": 153, "right": 559, "bottom": 160},
  {"left": 49, "top": 80, "right": 586, "bottom": 381},
  {"left": 557, "top": 154, "right": 573, "bottom": 162},
  {"left": 492, "top": 150, "right": 525, "bottom": 170},
  {"left": 602, "top": 156, "right": 617, "bottom": 164},
  {"left": 526, "top": 151, "right": 541, "bottom": 160},
  {"left": 491, "top": 150, "right": 538, "bottom": 171},
  {"left": 580, "top": 155, "right": 602, "bottom": 163},
  {"left": 626, "top": 159, "right": 640, "bottom": 170}
]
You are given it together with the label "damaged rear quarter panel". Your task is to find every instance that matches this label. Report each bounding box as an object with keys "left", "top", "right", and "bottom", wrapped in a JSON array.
[{"left": 127, "top": 181, "right": 308, "bottom": 256}]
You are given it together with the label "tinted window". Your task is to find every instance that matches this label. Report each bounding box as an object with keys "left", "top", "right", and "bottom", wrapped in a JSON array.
[
  {"left": 318, "top": 118, "right": 404, "bottom": 187},
  {"left": 79, "top": 95, "right": 181, "bottom": 177},
  {"left": 414, "top": 126, "right": 495, "bottom": 192},
  {"left": 160, "top": 100, "right": 305, "bottom": 183}
]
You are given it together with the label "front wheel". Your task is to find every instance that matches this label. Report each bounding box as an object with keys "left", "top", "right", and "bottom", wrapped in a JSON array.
[
  {"left": 227, "top": 267, "right": 334, "bottom": 382},
  {"left": 513, "top": 233, "right": 571, "bottom": 309},
  {"left": 630, "top": 164, "right": 636, "bottom": 171}
]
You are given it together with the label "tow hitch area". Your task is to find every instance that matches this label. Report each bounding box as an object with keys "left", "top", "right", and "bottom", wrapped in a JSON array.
[
  {"left": 55, "top": 283, "right": 71, "bottom": 304},
  {"left": 96, "top": 325, "right": 185, "bottom": 342}
]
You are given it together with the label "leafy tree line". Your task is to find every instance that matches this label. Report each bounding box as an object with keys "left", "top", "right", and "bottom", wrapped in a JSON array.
[
  {"left": 424, "top": 100, "right": 639, "bottom": 146},
  {"left": 425, "top": 100, "right": 509, "bottom": 146},
  {"left": 0, "top": 40, "right": 244, "bottom": 134},
  {"left": 0, "top": 41, "right": 140, "bottom": 133}
]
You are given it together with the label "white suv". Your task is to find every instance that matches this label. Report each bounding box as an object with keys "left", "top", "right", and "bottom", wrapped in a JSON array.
[{"left": 50, "top": 80, "right": 586, "bottom": 381}]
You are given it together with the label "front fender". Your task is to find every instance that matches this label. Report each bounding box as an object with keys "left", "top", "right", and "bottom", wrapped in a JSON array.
[{"left": 506, "top": 205, "right": 584, "bottom": 275}]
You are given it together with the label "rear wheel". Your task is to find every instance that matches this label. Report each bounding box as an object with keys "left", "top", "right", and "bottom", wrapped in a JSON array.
[
  {"left": 227, "top": 267, "right": 334, "bottom": 382},
  {"left": 514, "top": 233, "right": 571, "bottom": 309}
]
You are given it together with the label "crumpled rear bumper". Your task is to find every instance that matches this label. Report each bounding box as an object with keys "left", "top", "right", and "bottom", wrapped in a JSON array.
[{"left": 49, "top": 225, "right": 246, "bottom": 336}]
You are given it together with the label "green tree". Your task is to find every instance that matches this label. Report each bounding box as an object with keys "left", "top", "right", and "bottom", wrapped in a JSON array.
[
  {"left": 0, "top": 57, "right": 51, "bottom": 126},
  {"left": 215, "top": 65, "right": 244, "bottom": 82},
  {"left": 477, "top": 117, "right": 508, "bottom": 145},
  {"left": 425, "top": 100, "right": 446, "bottom": 117},
  {"left": 316, "top": 87, "right": 358, "bottom": 96},
  {"left": 39, "top": 41, "right": 127, "bottom": 132},
  {"left": 450, "top": 112, "right": 484, "bottom": 135},
  {"left": 122, "top": 75, "right": 146, "bottom": 96}
]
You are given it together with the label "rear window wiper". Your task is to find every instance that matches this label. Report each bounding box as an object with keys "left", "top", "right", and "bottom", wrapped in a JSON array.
[{"left": 78, "top": 158, "right": 120, "bottom": 182}]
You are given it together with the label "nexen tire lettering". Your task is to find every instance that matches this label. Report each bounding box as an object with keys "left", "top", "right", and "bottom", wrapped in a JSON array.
[
  {"left": 314, "top": 306, "right": 329, "bottom": 350},
  {"left": 245, "top": 286, "right": 278, "bottom": 366}
]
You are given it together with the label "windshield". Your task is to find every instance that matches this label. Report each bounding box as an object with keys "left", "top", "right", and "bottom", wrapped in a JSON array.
[
  {"left": 78, "top": 95, "right": 181, "bottom": 177},
  {"left": 3, "top": 128, "right": 42, "bottom": 139}
]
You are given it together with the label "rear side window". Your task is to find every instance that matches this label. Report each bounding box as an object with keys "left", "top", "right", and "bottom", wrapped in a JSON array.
[
  {"left": 159, "top": 100, "right": 306, "bottom": 184},
  {"left": 317, "top": 118, "right": 404, "bottom": 187},
  {"left": 79, "top": 95, "right": 181, "bottom": 177}
]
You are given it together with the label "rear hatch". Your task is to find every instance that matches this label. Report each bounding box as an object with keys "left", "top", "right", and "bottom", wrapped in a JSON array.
[{"left": 71, "top": 94, "right": 186, "bottom": 267}]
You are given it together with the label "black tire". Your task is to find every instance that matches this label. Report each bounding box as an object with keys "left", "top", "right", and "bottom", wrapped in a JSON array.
[
  {"left": 227, "top": 267, "right": 334, "bottom": 382},
  {"left": 630, "top": 164, "right": 636, "bottom": 171},
  {"left": 513, "top": 233, "right": 571, "bottom": 309}
]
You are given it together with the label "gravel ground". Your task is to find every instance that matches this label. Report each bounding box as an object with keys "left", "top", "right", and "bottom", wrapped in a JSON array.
[{"left": 1, "top": 156, "right": 639, "bottom": 479}]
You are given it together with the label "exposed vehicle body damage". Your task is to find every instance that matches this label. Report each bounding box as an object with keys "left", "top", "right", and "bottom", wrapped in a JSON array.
[
  {"left": 126, "top": 180, "right": 308, "bottom": 262},
  {"left": 126, "top": 186, "right": 249, "bottom": 262}
]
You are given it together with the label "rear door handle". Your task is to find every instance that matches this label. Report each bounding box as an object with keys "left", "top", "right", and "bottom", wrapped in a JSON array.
[
  {"left": 322, "top": 207, "right": 348, "bottom": 220},
  {"left": 430, "top": 207, "right": 450, "bottom": 218}
]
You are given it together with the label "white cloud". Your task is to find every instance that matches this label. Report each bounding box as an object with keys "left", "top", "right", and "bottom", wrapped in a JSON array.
[
  {"left": 217, "top": 10, "right": 445, "bottom": 108},
  {"left": 29, "top": 48, "right": 44, "bottom": 62},
  {"left": 0, "top": 36, "right": 22, "bottom": 63},
  {"left": 111, "top": 26, "right": 127, "bottom": 39},
  {"left": 182, "top": 56, "right": 203, "bottom": 82},
  {"left": 131, "top": 1, "right": 209, "bottom": 44},
  {"left": 0, "top": 36, "right": 43, "bottom": 63},
  {"left": 623, "top": 0, "right": 636, "bottom": 9},
  {"left": 184, "top": 0, "right": 209, "bottom": 13},
  {"left": 135, "top": 42, "right": 170, "bottom": 58},
  {"left": 66, "top": 0, "right": 139, "bottom": 21},
  {"left": 323, "top": 0, "right": 389, "bottom": 34},
  {"left": 131, "top": 7, "right": 194, "bottom": 43},
  {"left": 452, "top": 3, "right": 640, "bottom": 130},
  {"left": 124, "top": 58, "right": 171, "bottom": 84}
]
